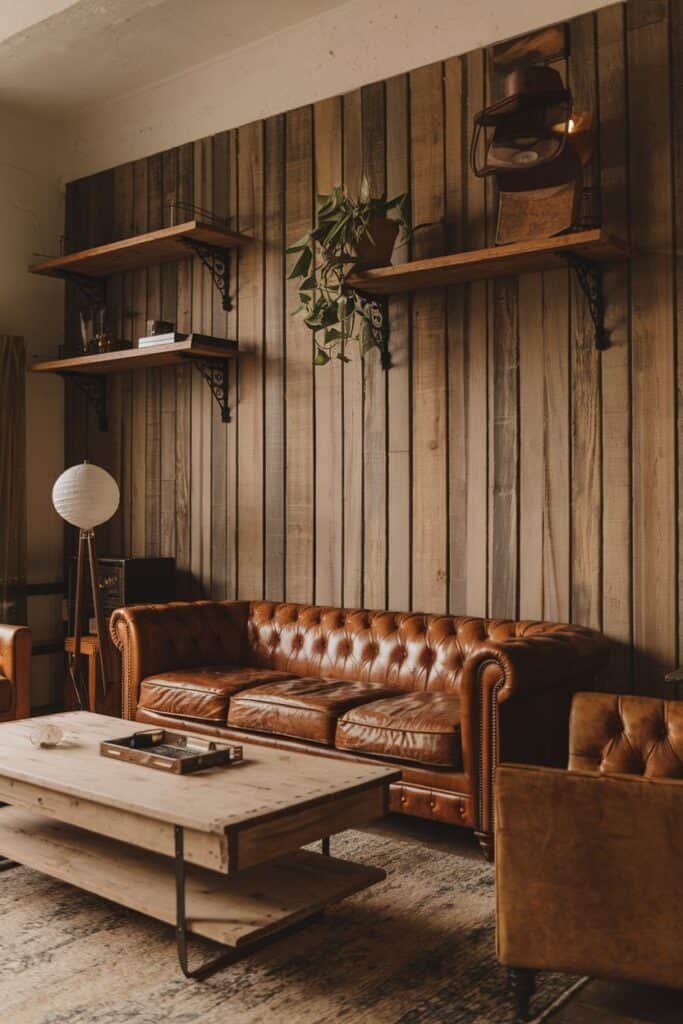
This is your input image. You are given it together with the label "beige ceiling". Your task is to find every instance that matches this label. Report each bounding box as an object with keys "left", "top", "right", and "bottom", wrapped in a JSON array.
[{"left": 0, "top": 0, "right": 351, "bottom": 115}]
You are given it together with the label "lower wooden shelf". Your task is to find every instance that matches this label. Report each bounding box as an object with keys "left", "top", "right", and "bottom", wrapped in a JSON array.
[
  {"left": 0, "top": 807, "right": 384, "bottom": 949},
  {"left": 29, "top": 334, "right": 236, "bottom": 428},
  {"left": 29, "top": 333, "right": 237, "bottom": 375}
]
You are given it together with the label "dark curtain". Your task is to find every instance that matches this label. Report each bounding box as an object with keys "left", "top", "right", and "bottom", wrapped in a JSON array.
[{"left": 0, "top": 336, "right": 26, "bottom": 624}]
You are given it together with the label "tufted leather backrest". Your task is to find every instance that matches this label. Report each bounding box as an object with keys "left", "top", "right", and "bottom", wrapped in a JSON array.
[
  {"left": 114, "top": 599, "right": 250, "bottom": 672},
  {"left": 246, "top": 601, "right": 587, "bottom": 693},
  {"left": 569, "top": 692, "right": 683, "bottom": 778}
]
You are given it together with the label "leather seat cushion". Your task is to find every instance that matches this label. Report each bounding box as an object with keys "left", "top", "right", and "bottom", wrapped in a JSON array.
[
  {"left": 336, "top": 692, "right": 463, "bottom": 768},
  {"left": 0, "top": 675, "right": 11, "bottom": 715},
  {"left": 138, "top": 666, "right": 297, "bottom": 723},
  {"left": 227, "top": 677, "right": 403, "bottom": 745}
]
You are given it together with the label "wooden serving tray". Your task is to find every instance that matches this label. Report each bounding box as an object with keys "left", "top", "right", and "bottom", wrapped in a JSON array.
[{"left": 100, "top": 729, "right": 243, "bottom": 775}]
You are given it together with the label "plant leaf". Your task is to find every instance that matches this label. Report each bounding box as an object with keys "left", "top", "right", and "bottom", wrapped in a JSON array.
[
  {"left": 285, "top": 234, "right": 311, "bottom": 253},
  {"left": 288, "top": 247, "right": 312, "bottom": 280}
]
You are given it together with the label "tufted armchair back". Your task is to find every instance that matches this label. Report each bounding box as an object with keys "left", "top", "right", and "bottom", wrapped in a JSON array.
[
  {"left": 569, "top": 692, "right": 683, "bottom": 778},
  {"left": 245, "top": 601, "right": 594, "bottom": 694}
]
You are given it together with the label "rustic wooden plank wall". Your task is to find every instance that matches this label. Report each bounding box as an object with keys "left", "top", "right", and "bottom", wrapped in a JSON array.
[{"left": 64, "top": 1, "right": 680, "bottom": 694}]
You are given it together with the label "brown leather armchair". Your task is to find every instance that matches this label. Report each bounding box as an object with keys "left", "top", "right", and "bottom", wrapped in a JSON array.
[
  {"left": 496, "top": 692, "right": 683, "bottom": 1022},
  {"left": 111, "top": 600, "right": 609, "bottom": 857},
  {"left": 0, "top": 623, "right": 31, "bottom": 722}
]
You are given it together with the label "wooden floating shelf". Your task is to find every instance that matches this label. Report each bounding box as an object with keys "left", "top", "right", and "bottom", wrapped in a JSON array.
[
  {"left": 29, "top": 334, "right": 237, "bottom": 376},
  {"left": 29, "top": 220, "right": 251, "bottom": 279},
  {"left": 348, "top": 229, "right": 629, "bottom": 295},
  {"left": 30, "top": 335, "right": 237, "bottom": 429}
]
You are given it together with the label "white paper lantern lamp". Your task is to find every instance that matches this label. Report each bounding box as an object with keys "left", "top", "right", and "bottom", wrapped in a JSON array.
[
  {"left": 52, "top": 462, "right": 120, "bottom": 709},
  {"left": 52, "top": 462, "right": 119, "bottom": 530}
]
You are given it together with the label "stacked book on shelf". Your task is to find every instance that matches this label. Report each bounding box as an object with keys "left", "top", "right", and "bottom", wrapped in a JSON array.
[{"left": 137, "top": 331, "right": 185, "bottom": 348}]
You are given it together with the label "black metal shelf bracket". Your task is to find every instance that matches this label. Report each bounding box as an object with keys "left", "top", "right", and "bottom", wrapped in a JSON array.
[
  {"left": 57, "top": 271, "right": 106, "bottom": 308},
  {"left": 563, "top": 253, "right": 608, "bottom": 351},
  {"left": 63, "top": 373, "right": 108, "bottom": 431},
  {"left": 183, "top": 239, "right": 232, "bottom": 312},
  {"left": 193, "top": 358, "right": 231, "bottom": 423}
]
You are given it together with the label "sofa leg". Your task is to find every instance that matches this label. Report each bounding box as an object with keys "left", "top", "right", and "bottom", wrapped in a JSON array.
[
  {"left": 508, "top": 967, "right": 536, "bottom": 1022},
  {"left": 474, "top": 830, "right": 494, "bottom": 862}
]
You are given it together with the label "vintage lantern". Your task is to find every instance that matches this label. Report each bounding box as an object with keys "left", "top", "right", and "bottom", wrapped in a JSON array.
[{"left": 470, "top": 65, "right": 593, "bottom": 244}]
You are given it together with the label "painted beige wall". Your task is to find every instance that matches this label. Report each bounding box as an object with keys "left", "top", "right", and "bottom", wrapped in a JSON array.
[
  {"left": 58, "top": 0, "right": 616, "bottom": 182},
  {"left": 0, "top": 104, "right": 64, "bottom": 705}
]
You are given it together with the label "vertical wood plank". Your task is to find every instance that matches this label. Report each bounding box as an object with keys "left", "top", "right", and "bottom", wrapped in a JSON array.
[
  {"left": 108, "top": 162, "right": 134, "bottom": 557},
  {"left": 174, "top": 143, "right": 193, "bottom": 598},
  {"left": 361, "top": 82, "right": 388, "bottom": 610},
  {"left": 191, "top": 138, "right": 214, "bottom": 598},
  {"left": 386, "top": 74, "right": 412, "bottom": 612},
  {"left": 409, "top": 62, "right": 447, "bottom": 613},
  {"left": 543, "top": 266, "right": 571, "bottom": 622},
  {"left": 264, "top": 115, "right": 286, "bottom": 601},
  {"left": 542, "top": 63, "right": 571, "bottom": 624},
  {"left": 130, "top": 159, "right": 148, "bottom": 558},
  {"left": 237, "top": 121, "right": 265, "bottom": 600},
  {"left": 445, "top": 56, "right": 467, "bottom": 614},
  {"left": 145, "top": 153, "right": 163, "bottom": 559},
  {"left": 671, "top": 1, "right": 683, "bottom": 682},
  {"left": 598, "top": 2, "right": 631, "bottom": 690},
  {"left": 518, "top": 273, "right": 544, "bottom": 619},
  {"left": 463, "top": 51, "right": 489, "bottom": 618},
  {"left": 209, "top": 131, "right": 230, "bottom": 599},
  {"left": 160, "top": 148, "right": 178, "bottom": 564},
  {"left": 628, "top": 0, "right": 676, "bottom": 692},
  {"left": 285, "top": 106, "right": 314, "bottom": 603},
  {"left": 84, "top": 171, "right": 116, "bottom": 553},
  {"left": 225, "top": 131, "right": 239, "bottom": 600},
  {"left": 570, "top": 12, "right": 602, "bottom": 630},
  {"left": 486, "top": 55, "right": 519, "bottom": 620},
  {"left": 313, "top": 97, "right": 343, "bottom": 607},
  {"left": 342, "top": 90, "right": 364, "bottom": 608}
]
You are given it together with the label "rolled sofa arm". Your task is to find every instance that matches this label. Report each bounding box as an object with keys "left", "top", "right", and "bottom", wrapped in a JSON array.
[
  {"left": 463, "top": 623, "right": 610, "bottom": 705},
  {"left": 458, "top": 623, "right": 610, "bottom": 850},
  {"left": 0, "top": 623, "right": 31, "bottom": 720},
  {"left": 110, "top": 600, "right": 250, "bottom": 719},
  {"left": 495, "top": 763, "right": 683, "bottom": 988}
]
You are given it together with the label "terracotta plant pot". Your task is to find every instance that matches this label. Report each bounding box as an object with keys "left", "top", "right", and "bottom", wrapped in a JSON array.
[{"left": 353, "top": 216, "right": 400, "bottom": 269}]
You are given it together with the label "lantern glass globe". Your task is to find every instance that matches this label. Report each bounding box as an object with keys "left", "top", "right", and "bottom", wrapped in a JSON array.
[{"left": 52, "top": 462, "right": 120, "bottom": 530}]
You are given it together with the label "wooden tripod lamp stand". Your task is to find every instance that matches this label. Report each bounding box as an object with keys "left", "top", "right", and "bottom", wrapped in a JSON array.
[{"left": 52, "top": 462, "right": 120, "bottom": 709}]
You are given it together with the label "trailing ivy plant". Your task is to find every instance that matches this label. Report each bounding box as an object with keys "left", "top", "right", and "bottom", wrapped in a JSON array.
[{"left": 286, "top": 176, "right": 410, "bottom": 365}]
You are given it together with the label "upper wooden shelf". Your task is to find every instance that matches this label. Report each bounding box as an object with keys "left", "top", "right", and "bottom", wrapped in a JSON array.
[
  {"left": 29, "top": 334, "right": 237, "bottom": 376},
  {"left": 348, "top": 229, "right": 629, "bottom": 295},
  {"left": 29, "top": 220, "right": 251, "bottom": 279}
]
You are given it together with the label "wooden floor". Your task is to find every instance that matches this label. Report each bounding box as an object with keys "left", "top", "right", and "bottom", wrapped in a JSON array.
[{"left": 368, "top": 815, "right": 683, "bottom": 1024}]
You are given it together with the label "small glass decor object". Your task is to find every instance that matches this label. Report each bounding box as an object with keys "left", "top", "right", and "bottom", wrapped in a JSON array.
[{"left": 30, "top": 724, "right": 65, "bottom": 748}]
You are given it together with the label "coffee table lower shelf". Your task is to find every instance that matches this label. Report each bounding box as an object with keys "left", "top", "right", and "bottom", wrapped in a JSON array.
[{"left": 0, "top": 807, "right": 384, "bottom": 978}]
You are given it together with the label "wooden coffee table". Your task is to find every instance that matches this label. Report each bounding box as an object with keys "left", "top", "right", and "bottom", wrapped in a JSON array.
[{"left": 0, "top": 712, "right": 399, "bottom": 978}]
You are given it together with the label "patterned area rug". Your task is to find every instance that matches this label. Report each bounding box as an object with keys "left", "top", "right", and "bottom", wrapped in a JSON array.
[{"left": 0, "top": 826, "right": 581, "bottom": 1024}]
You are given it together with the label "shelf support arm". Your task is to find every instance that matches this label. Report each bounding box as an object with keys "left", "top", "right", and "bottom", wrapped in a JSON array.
[
  {"left": 62, "top": 373, "right": 108, "bottom": 432},
  {"left": 192, "top": 358, "right": 231, "bottom": 423},
  {"left": 562, "top": 253, "right": 608, "bottom": 351},
  {"left": 183, "top": 240, "right": 233, "bottom": 312}
]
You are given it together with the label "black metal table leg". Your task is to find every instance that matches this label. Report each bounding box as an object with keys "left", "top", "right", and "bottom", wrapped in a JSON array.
[
  {"left": 174, "top": 825, "right": 326, "bottom": 981},
  {"left": 175, "top": 825, "right": 237, "bottom": 980},
  {"left": 321, "top": 836, "right": 330, "bottom": 856}
]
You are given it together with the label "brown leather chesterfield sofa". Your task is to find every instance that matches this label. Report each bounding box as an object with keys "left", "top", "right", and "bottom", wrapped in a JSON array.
[
  {"left": 0, "top": 623, "right": 31, "bottom": 722},
  {"left": 110, "top": 600, "right": 609, "bottom": 857},
  {"left": 497, "top": 692, "right": 683, "bottom": 1021}
]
